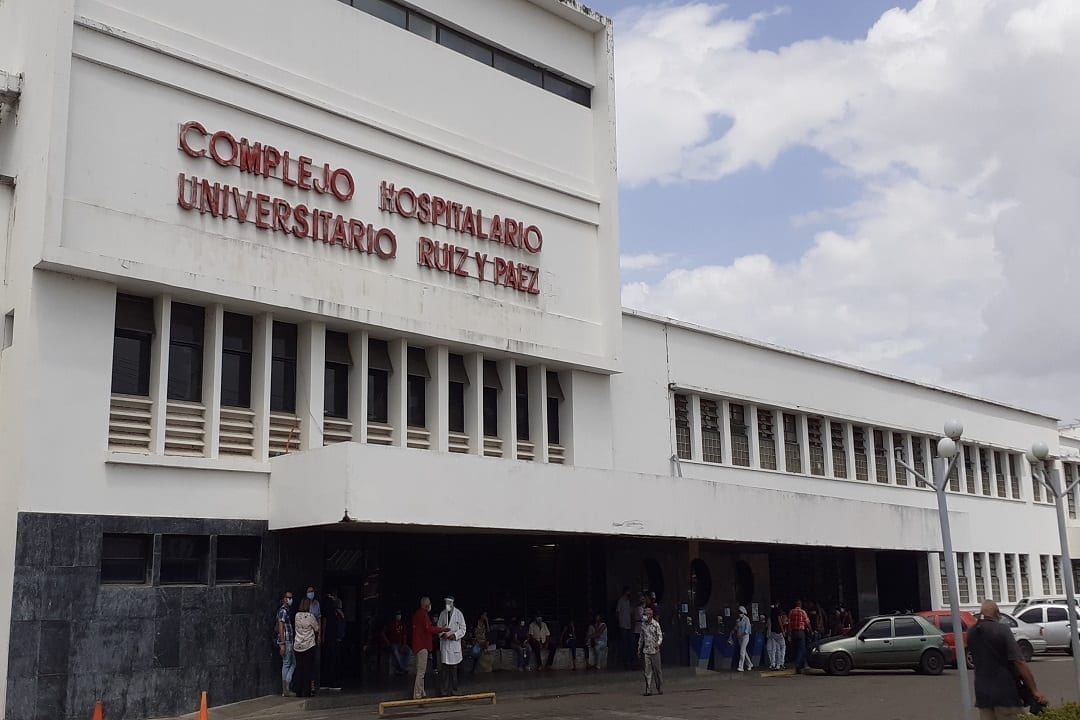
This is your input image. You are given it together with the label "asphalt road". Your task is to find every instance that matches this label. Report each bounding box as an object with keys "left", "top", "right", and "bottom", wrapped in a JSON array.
[{"left": 205, "top": 655, "right": 1080, "bottom": 720}]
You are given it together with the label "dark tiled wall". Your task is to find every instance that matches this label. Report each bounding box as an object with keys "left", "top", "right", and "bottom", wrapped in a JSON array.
[{"left": 6, "top": 513, "right": 280, "bottom": 720}]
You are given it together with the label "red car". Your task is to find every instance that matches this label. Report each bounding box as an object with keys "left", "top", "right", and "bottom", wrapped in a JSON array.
[{"left": 918, "top": 610, "right": 977, "bottom": 668}]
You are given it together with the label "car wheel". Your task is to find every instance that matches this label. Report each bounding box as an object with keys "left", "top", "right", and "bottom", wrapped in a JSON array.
[
  {"left": 965, "top": 649, "right": 974, "bottom": 669},
  {"left": 920, "top": 649, "right": 945, "bottom": 676},
  {"left": 827, "top": 653, "right": 851, "bottom": 676},
  {"left": 1018, "top": 641, "right": 1033, "bottom": 663}
]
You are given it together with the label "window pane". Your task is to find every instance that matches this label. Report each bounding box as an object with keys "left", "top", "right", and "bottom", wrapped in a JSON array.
[
  {"left": 216, "top": 536, "right": 261, "bottom": 584},
  {"left": 324, "top": 364, "right": 349, "bottom": 418},
  {"left": 222, "top": 313, "right": 252, "bottom": 353},
  {"left": 407, "top": 375, "right": 427, "bottom": 428},
  {"left": 352, "top": 0, "right": 406, "bottom": 27},
  {"left": 894, "top": 618, "right": 922, "bottom": 637},
  {"left": 940, "top": 617, "right": 955, "bottom": 634},
  {"left": 112, "top": 333, "right": 151, "bottom": 396},
  {"left": 483, "top": 386, "right": 498, "bottom": 437},
  {"left": 449, "top": 382, "right": 465, "bottom": 433},
  {"left": 160, "top": 535, "right": 209, "bottom": 585},
  {"left": 100, "top": 534, "right": 150, "bottom": 585},
  {"left": 167, "top": 343, "right": 203, "bottom": 401},
  {"left": 221, "top": 351, "right": 252, "bottom": 408},
  {"left": 368, "top": 369, "right": 389, "bottom": 423},
  {"left": 438, "top": 26, "right": 493, "bottom": 65},
  {"left": 516, "top": 367, "right": 529, "bottom": 442},
  {"left": 494, "top": 52, "right": 542, "bottom": 86},
  {"left": 1019, "top": 609, "right": 1042, "bottom": 624},
  {"left": 270, "top": 358, "right": 296, "bottom": 413},
  {"left": 407, "top": 12, "right": 435, "bottom": 40},
  {"left": 547, "top": 396, "right": 560, "bottom": 445},
  {"left": 169, "top": 303, "right": 204, "bottom": 344},
  {"left": 542, "top": 72, "right": 590, "bottom": 106},
  {"left": 271, "top": 322, "right": 298, "bottom": 360},
  {"left": 1048, "top": 608, "right": 1068, "bottom": 622},
  {"left": 861, "top": 619, "right": 891, "bottom": 639}
]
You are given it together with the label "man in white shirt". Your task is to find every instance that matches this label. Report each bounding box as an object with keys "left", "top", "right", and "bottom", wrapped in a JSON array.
[
  {"left": 528, "top": 614, "right": 556, "bottom": 670},
  {"left": 437, "top": 595, "right": 467, "bottom": 696}
]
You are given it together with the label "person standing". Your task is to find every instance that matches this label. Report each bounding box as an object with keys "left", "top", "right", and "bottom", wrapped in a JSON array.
[
  {"left": 437, "top": 595, "right": 467, "bottom": 696},
  {"left": 968, "top": 600, "right": 1047, "bottom": 719},
  {"left": 292, "top": 598, "right": 320, "bottom": 698},
  {"left": 304, "top": 586, "right": 322, "bottom": 695},
  {"left": 586, "top": 613, "right": 608, "bottom": 670},
  {"left": 637, "top": 607, "right": 663, "bottom": 696},
  {"left": 767, "top": 602, "right": 787, "bottom": 670},
  {"left": 735, "top": 606, "right": 753, "bottom": 672},
  {"left": 528, "top": 614, "right": 556, "bottom": 670},
  {"left": 411, "top": 597, "right": 448, "bottom": 700},
  {"left": 381, "top": 611, "right": 411, "bottom": 677},
  {"left": 276, "top": 591, "right": 295, "bottom": 697},
  {"left": 510, "top": 618, "right": 530, "bottom": 671},
  {"left": 788, "top": 600, "right": 810, "bottom": 673},
  {"left": 631, "top": 595, "right": 646, "bottom": 670},
  {"left": 616, "top": 587, "right": 633, "bottom": 670},
  {"left": 469, "top": 611, "right": 491, "bottom": 674},
  {"left": 561, "top": 618, "right": 579, "bottom": 670}
]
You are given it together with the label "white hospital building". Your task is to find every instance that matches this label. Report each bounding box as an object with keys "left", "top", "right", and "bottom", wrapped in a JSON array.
[{"left": 0, "top": 1, "right": 1075, "bottom": 718}]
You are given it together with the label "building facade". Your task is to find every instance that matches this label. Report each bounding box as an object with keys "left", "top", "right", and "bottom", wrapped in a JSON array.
[{"left": 0, "top": 1, "right": 1075, "bottom": 719}]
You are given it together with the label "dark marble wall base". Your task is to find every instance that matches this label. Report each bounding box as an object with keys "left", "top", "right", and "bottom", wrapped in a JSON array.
[{"left": 5, "top": 513, "right": 280, "bottom": 720}]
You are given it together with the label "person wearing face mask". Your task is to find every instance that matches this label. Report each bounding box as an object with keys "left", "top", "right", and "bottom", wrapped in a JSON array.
[
  {"left": 510, "top": 617, "right": 530, "bottom": 671},
  {"left": 437, "top": 595, "right": 467, "bottom": 696},
  {"left": 276, "top": 591, "right": 295, "bottom": 696},
  {"left": 528, "top": 614, "right": 556, "bottom": 671}
]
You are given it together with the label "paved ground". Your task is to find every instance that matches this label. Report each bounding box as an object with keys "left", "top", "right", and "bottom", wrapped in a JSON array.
[{"left": 182, "top": 655, "right": 1080, "bottom": 720}]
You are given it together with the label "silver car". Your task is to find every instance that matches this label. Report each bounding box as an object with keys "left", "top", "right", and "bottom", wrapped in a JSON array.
[
  {"left": 1015, "top": 603, "right": 1080, "bottom": 653},
  {"left": 997, "top": 612, "right": 1048, "bottom": 661}
]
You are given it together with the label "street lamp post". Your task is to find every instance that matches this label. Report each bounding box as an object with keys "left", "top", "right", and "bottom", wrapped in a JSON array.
[
  {"left": 1027, "top": 441, "right": 1080, "bottom": 698},
  {"left": 895, "top": 420, "right": 972, "bottom": 719}
]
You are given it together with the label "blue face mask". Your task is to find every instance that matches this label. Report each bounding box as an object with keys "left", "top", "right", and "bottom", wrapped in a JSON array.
[
  {"left": 307, "top": 592, "right": 315, "bottom": 601},
  {"left": 286, "top": 597, "right": 293, "bottom": 606}
]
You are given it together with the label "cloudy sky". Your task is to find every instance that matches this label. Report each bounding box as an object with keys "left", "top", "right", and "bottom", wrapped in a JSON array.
[{"left": 586, "top": 0, "right": 1079, "bottom": 422}]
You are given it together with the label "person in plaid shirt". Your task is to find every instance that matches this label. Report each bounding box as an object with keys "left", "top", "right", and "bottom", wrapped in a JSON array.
[
  {"left": 276, "top": 591, "right": 295, "bottom": 696},
  {"left": 637, "top": 607, "right": 664, "bottom": 696},
  {"left": 788, "top": 600, "right": 811, "bottom": 673}
]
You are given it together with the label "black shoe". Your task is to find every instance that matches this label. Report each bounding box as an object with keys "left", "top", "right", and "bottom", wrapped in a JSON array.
[{"left": 643, "top": 692, "right": 651, "bottom": 696}]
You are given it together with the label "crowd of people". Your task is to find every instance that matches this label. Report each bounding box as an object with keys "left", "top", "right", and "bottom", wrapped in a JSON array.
[{"left": 274, "top": 586, "right": 347, "bottom": 698}]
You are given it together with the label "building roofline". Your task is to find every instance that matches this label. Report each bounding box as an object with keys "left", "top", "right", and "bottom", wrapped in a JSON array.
[
  {"left": 621, "top": 308, "right": 1060, "bottom": 423},
  {"left": 528, "top": 0, "right": 611, "bottom": 31}
]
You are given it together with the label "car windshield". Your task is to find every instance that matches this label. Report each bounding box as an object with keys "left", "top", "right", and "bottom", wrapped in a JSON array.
[{"left": 999, "top": 614, "right": 1018, "bottom": 628}]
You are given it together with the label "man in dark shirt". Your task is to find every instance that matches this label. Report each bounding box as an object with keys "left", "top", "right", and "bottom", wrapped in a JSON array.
[{"left": 967, "top": 600, "right": 1046, "bottom": 719}]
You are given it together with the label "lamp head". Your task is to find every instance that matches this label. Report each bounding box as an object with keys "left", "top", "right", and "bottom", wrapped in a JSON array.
[
  {"left": 1031, "top": 441, "right": 1050, "bottom": 461},
  {"left": 943, "top": 420, "right": 964, "bottom": 441},
  {"left": 937, "top": 437, "right": 959, "bottom": 459},
  {"left": 1025, "top": 450, "right": 1039, "bottom": 465}
]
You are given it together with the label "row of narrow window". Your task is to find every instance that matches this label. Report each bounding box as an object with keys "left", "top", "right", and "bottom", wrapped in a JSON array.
[
  {"left": 940, "top": 552, "right": 1068, "bottom": 605},
  {"left": 111, "top": 294, "right": 563, "bottom": 452},
  {"left": 673, "top": 392, "right": 1031, "bottom": 499}
]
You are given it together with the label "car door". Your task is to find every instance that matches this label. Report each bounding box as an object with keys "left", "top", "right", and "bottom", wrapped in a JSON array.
[
  {"left": 855, "top": 619, "right": 894, "bottom": 667},
  {"left": 892, "top": 617, "right": 929, "bottom": 664},
  {"left": 1018, "top": 608, "right": 1048, "bottom": 646},
  {"left": 1045, "top": 607, "right": 1070, "bottom": 648}
]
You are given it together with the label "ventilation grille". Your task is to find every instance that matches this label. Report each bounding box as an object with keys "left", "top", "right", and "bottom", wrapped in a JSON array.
[
  {"left": 269, "top": 412, "right": 301, "bottom": 456},
  {"left": 164, "top": 400, "right": 206, "bottom": 456},
  {"left": 367, "top": 422, "right": 393, "bottom": 446},
  {"left": 483, "top": 437, "right": 503, "bottom": 458},
  {"left": 108, "top": 394, "right": 153, "bottom": 453},
  {"left": 449, "top": 432, "right": 470, "bottom": 454},
  {"left": 407, "top": 427, "right": 431, "bottom": 450},
  {"left": 548, "top": 444, "right": 565, "bottom": 464},
  {"left": 517, "top": 440, "right": 535, "bottom": 461},
  {"left": 219, "top": 407, "right": 255, "bottom": 457},
  {"left": 324, "top": 417, "right": 353, "bottom": 446}
]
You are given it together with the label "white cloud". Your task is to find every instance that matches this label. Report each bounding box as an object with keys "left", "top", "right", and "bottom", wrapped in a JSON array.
[
  {"left": 621, "top": 252, "right": 675, "bottom": 271},
  {"left": 614, "top": 0, "right": 1080, "bottom": 418}
]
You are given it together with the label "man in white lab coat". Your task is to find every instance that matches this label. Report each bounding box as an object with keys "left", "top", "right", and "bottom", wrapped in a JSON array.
[{"left": 437, "top": 595, "right": 467, "bottom": 696}]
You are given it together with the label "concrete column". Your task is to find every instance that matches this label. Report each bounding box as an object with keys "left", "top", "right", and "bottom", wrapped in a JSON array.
[
  {"left": 823, "top": 419, "right": 836, "bottom": 478},
  {"left": 855, "top": 550, "right": 879, "bottom": 617},
  {"left": 528, "top": 364, "right": 548, "bottom": 463},
  {"left": 928, "top": 552, "right": 945, "bottom": 609},
  {"left": 774, "top": 409, "right": 787, "bottom": 472},
  {"left": 387, "top": 339, "right": 407, "bottom": 448},
  {"left": 866, "top": 427, "right": 878, "bottom": 482},
  {"left": 748, "top": 405, "right": 761, "bottom": 468},
  {"left": 1004, "top": 453, "right": 1017, "bottom": 500},
  {"left": 203, "top": 303, "right": 224, "bottom": 458},
  {"left": 148, "top": 295, "right": 172, "bottom": 454},
  {"left": 844, "top": 422, "right": 856, "bottom": 480},
  {"left": 464, "top": 353, "right": 483, "bottom": 455},
  {"left": 956, "top": 444, "right": 968, "bottom": 493},
  {"left": 497, "top": 358, "right": 517, "bottom": 459},
  {"left": 884, "top": 431, "right": 897, "bottom": 484},
  {"left": 1029, "top": 553, "right": 1044, "bottom": 596},
  {"left": 689, "top": 394, "right": 703, "bottom": 462},
  {"left": 720, "top": 399, "right": 733, "bottom": 467},
  {"left": 798, "top": 414, "right": 811, "bottom": 474},
  {"left": 988, "top": 449, "right": 999, "bottom": 497},
  {"left": 973, "top": 446, "right": 985, "bottom": 495},
  {"left": 348, "top": 330, "right": 368, "bottom": 443},
  {"left": 251, "top": 312, "right": 273, "bottom": 461},
  {"left": 428, "top": 345, "right": 449, "bottom": 453},
  {"left": 296, "top": 321, "right": 325, "bottom": 450}
]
